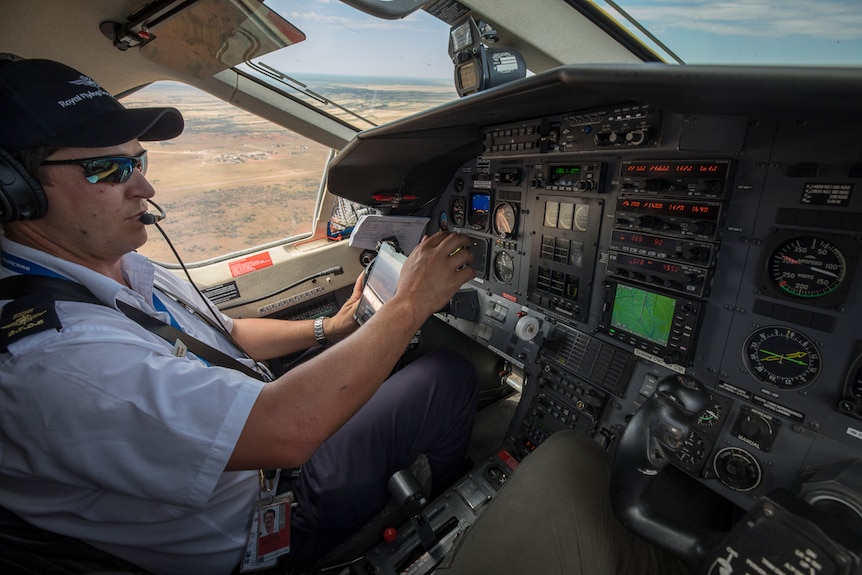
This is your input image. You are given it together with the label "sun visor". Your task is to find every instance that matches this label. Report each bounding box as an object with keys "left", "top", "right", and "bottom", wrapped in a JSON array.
[{"left": 104, "top": 0, "right": 306, "bottom": 78}]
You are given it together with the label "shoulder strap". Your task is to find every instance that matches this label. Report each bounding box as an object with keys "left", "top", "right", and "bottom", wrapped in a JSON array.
[{"left": 0, "top": 275, "right": 266, "bottom": 381}]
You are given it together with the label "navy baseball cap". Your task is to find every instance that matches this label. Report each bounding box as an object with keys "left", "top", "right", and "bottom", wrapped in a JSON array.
[{"left": 0, "top": 57, "right": 184, "bottom": 153}]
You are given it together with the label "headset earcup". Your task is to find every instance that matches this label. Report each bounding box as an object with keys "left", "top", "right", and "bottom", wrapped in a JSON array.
[{"left": 0, "top": 146, "right": 47, "bottom": 222}]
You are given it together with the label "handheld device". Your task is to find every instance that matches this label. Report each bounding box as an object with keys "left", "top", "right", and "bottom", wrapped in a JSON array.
[{"left": 354, "top": 241, "right": 407, "bottom": 325}]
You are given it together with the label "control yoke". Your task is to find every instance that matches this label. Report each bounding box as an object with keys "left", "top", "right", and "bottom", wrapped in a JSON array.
[{"left": 610, "top": 374, "right": 719, "bottom": 566}]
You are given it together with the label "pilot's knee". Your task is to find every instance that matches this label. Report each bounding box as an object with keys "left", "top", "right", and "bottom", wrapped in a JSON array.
[{"left": 425, "top": 348, "right": 479, "bottom": 391}]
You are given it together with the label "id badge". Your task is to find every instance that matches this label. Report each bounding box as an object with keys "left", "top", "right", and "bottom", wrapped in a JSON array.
[
  {"left": 256, "top": 493, "right": 292, "bottom": 562},
  {"left": 241, "top": 469, "right": 293, "bottom": 572}
]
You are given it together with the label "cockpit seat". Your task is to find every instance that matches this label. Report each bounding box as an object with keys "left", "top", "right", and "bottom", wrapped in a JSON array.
[
  {"left": 0, "top": 503, "right": 152, "bottom": 574},
  {"left": 0, "top": 455, "right": 432, "bottom": 575}
]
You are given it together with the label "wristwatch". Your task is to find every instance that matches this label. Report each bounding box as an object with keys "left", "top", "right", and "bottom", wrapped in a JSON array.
[{"left": 313, "top": 317, "right": 329, "bottom": 345}]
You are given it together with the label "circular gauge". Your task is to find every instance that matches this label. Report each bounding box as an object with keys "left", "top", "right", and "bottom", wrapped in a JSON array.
[
  {"left": 451, "top": 197, "right": 466, "bottom": 227},
  {"left": 438, "top": 211, "right": 449, "bottom": 231},
  {"left": 493, "top": 202, "right": 518, "bottom": 238},
  {"left": 767, "top": 236, "right": 846, "bottom": 299},
  {"left": 697, "top": 394, "right": 723, "bottom": 427},
  {"left": 493, "top": 251, "right": 515, "bottom": 283},
  {"left": 674, "top": 429, "right": 707, "bottom": 468},
  {"left": 713, "top": 446, "right": 762, "bottom": 492},
  {"left": 744, "top": 326, "right": 821, "bottom": 389}
]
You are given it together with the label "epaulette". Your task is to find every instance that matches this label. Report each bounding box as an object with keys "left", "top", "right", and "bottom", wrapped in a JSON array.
[{"left": 0, "top": 292, "right": 62, "bottom": 352}]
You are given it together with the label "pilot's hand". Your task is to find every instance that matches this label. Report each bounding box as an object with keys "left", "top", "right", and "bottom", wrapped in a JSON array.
[
  {"left": 325, "top": 273, "right": 364, "bottom": 341},
  {"left": 395, "top": 231, "right": 475, "bottom": 318}
]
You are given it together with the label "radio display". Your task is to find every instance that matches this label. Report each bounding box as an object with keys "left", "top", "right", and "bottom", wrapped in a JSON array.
[
  {"left": 549, "top": 165, "right": 581, "bottom": 185},
  {"left": 616, "top": 198, "right": 721, "bottom": 221},
  {"left": 615, "top": 254, "right": 681, "bottom": 276},
  {"left": 613, "top": 231, "right": 681, "bottom": 251},
  {"left": 623, "top": 161, "right": 729, "bottom": 178},
  {"left": 608, "top": 283, "right": 676, "bottom": 347}
]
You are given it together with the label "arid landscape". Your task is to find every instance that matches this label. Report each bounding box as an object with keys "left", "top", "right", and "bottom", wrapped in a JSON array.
[{"left": 122, "top": 77, "right": 455, "bottom": 263}]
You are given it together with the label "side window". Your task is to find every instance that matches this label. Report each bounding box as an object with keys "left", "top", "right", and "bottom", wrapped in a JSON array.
[{"left": 121, "top": 82, "right": 331, "bottom": 264}]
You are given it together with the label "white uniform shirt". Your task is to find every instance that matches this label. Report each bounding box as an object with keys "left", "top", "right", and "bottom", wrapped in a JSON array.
[{"left": 0, "top": 237, "right": 267, "bottom": 575}]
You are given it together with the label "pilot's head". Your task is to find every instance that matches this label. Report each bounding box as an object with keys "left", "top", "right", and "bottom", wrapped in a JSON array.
[{"left": 0, "top": 56, "right": 184, "bottom": 224}]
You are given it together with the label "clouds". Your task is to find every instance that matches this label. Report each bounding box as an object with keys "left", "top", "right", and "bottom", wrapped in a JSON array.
[{"left": 626, "top": 0, "right": 862, "bottom": 40}]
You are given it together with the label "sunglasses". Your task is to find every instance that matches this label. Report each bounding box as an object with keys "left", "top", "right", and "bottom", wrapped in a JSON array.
[{"left": 41, "top": 150, "right": 148, "bottom": 184}]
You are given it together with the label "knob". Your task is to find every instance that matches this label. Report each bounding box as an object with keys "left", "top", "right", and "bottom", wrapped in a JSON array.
[
  {"left": 625, "top": 130, "right": 647, "bottom": 145},
  {"left": 633, "top": 215, "right": 659, "bottom": 228},
  {"left": 696, "top": 180, "right": 722, "bottom": 195},
  {"left": 681, "top": 247, "right": 708, "bottom": 262},
  {"left": 593, "top": 133, "right": 611, "bottom": 146},
  {"left": 687, "top": 221, "right": 714, "bottom": 235}
]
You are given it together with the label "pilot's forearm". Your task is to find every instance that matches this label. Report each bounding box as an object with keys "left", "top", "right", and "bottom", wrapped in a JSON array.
[
  {"left": 226, "top": 295, "right": 426, "bottom": 471},
  {"left": 230, "top": 274, "right": 364, "bottom": 360}
]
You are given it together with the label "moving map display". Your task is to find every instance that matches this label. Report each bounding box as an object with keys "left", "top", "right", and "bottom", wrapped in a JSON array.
[{"left": 609, "top": 283, "right": 676, "bottom": 346}]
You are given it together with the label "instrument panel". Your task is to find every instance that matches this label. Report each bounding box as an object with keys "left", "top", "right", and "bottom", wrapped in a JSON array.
[{"left": 427, "top": 102, "right": 862, "bottom": 514}]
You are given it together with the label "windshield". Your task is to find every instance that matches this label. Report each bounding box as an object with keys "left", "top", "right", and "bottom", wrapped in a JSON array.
[
  {"left": 594, "top": 0, "right": 862, "bottom": 66},
  {"left": 233, "top": 1, "right": 860, "bottom": 133}
]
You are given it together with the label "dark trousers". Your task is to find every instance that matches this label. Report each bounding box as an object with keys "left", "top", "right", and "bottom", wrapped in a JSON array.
[{"left": 287, "top": 348, "right": 478, "bottom": 561}]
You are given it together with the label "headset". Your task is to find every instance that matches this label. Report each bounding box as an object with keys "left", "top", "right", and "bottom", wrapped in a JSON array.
[
  {"left": 0, "top": 53, "right": 46, "bottom": 223},
  {"left": 0, "top": 146, "right": 48, "bottom": 223}
]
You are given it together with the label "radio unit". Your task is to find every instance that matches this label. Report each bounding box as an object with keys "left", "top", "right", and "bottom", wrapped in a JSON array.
[
  {"left": 609, "top": 230, "right": 717, "bottom": 267},
  {"left": 607, "top": 251, "right": 712, "bottom": 297},
  {"left": 533, "top": 162, "right": 606, "bottom": 193},
  {"left": 619, "top": 160, "right": 734, "bottom": 199},
  {"left": 598, "top": 279, "right": 703, "bottom": 367},
  {"left": 559, "top": 104, "right": 662, "bottom": 152},
  {"left": 614, "top": 197, "right": 724, "bottom": 241}
]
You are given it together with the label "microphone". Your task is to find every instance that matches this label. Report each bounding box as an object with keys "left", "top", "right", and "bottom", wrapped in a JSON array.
[{"left": 140, "top": 199, "right": 166, "bottom": 225}]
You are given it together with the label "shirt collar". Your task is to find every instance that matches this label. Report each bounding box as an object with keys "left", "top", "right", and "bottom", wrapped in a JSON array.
[{"left": 0, "top": 236, "right": 155, "bottom": 309}]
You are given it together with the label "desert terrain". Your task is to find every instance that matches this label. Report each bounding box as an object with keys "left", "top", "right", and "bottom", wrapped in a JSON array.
[{"left": 122, "top": 77, "right": 455, "bottom": 263}]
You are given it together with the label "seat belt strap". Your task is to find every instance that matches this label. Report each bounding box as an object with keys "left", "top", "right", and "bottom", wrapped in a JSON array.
[{"left": 0, "top": 274, "right": 266, "bottom": 381}]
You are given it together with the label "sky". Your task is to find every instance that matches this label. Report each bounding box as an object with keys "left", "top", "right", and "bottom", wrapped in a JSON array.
[{"left": 260, "top": 0, "right": 862, "bottom": 79}]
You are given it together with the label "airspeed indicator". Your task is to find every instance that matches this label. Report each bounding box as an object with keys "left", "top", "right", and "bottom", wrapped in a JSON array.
[{"left": 767, "top": 236, "right": 846, "bottom": 298}]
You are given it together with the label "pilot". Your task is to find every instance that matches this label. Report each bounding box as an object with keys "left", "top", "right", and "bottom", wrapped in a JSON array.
[{"left": 0, "top": 57, "right": 479, "bottom": 574}]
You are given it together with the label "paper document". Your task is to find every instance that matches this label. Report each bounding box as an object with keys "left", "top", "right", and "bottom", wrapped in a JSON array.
[{"left": 348, "top": 214, "right": 430, "bottom": 254}]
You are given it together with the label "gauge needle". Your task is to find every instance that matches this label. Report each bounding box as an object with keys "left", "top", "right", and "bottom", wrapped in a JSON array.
[
  {"left": 700, "top": 409, "right": 719, "bottom": 421},
  {"left": 809, "top": 266, "right": 839, "bottom": 278},
  {"left": 759, "top": 349, "right": 808, "bottom": 366}
]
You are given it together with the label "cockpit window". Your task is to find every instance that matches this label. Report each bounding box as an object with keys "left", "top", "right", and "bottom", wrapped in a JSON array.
[
  {"left": 236, "top": 1, "right": 460, "bottom": 129},
  {"left": 592, "top": 0, "right": 862, "bottom": 66},
  {"left": 124, "top": 82, "right": 331, "bottom": 265}
]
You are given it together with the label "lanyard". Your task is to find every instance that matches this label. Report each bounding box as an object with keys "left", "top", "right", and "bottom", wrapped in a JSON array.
[
  {"left": 1, "top": 251, "right": 68, "bottom": 280},
  {"left": 152, "top": 293, "right": 183, "bottom": 331}
]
